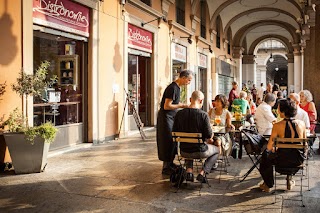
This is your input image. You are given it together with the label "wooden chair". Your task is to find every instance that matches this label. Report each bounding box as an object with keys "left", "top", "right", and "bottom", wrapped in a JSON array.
[
  {"left": 273, "top": 137, "right": 309, "bottom": 207},
  {"left": 172, "top": 132, "right": 210, "bottom": 194}
]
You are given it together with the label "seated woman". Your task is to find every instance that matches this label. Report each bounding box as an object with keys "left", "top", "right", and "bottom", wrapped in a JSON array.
[
  {"left": 259, "top": 98, "right": 306, "bottom": 192},
  {"left": 208, "top": 94, "right": 234, "bottom": 156},
  {"left": 299, "top": 90, "right": 317, "bottom": 134}
]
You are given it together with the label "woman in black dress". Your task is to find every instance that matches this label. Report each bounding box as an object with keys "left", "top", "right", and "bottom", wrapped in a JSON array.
[{"left": 157, "top": 70, "right": 192, "bottom": 175}]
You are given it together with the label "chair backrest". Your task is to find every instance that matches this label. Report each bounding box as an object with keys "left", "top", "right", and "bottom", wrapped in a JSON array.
[
  {"left": 172, "top": 132, "right": 203, "bottom": 143},
  {"left": 172, "top": 132, "right": 203, "bottom": 157},
  {"left": 274, "top": 138, "right": 308, "bottom": 150}
]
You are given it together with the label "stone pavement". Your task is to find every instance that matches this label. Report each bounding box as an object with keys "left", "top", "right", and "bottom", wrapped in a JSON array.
[{"left": 1, "top": 129, "right": 320, "bottom": 213}]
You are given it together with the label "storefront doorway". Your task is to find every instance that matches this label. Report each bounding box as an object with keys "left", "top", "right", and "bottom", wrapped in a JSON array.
[
  {"left": 198, "top": 67, "right": 207, "bottom": 111},
  {"left": 128, "top": 54, "right": 151, "bottom": 130}
]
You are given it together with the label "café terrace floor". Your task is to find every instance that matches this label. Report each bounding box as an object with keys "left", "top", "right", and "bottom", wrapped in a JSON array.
[{"left": 1, "top": 128, "right": 320, "bottom": 213}]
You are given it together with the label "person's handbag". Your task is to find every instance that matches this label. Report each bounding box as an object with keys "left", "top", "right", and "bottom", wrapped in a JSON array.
[{"left": 241, "top": 129, "right": 267, "bottom": 154}]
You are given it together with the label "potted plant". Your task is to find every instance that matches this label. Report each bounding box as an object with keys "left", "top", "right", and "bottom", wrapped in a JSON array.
[
  {"left": 2, "top": 61, "right": 58, "bottom": 174},
  {"left": 232, "top": 104, "right": 242, "bottom": 121},
  {"left": 0, "top": 82, "right": 9, "bottom": 171}
]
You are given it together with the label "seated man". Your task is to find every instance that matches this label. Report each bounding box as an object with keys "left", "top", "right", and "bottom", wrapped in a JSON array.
[
  {"left": 255, "top": 93, "right": 276, "bottom": 135},
  {"left": 172, "top": 91, "right": 220, "bottom": 183},
  {"left": 232, "top": 91, "right": 251, "bottom": 115}
]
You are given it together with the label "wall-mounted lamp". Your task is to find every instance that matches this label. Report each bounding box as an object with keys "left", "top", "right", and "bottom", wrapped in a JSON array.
[
  {"left": 180, "top": 35, "right": 192, "bottom": 44},
  {"left": 203, "top": 45, "right": 213, "bottom": 53},
  {"left": 141, "top": 16, "right": 166, "bottom": 27}
]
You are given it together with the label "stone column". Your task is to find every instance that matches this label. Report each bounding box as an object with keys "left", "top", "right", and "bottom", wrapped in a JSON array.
[
  {"left": 233, "top": 47, "right": 244, "bottom": 93},
  {"left": 300, "top": 46, "right": 305, "bottom": 90},
  {"left": 256, "top": 65, "right": 267, "bottom": 87},
  {"left": 293, "top": 49, "right": 302, "bottom": 93},
  {"left": 242, "top": 55, "right": 255, "bottom": 86},
  {"left": 286, "top": 53, "right": 294, "bottom": 90}
]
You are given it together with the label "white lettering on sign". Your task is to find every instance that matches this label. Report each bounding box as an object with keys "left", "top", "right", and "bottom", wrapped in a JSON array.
[
  {"left": 128, "top": 28, "right": 152, "bottom": 47},
  {"left": 128, "top": 24, "right": 153, "bottom": 53},
  {"left": 33, "top": 0, "right": 89, "bottom": 28}
]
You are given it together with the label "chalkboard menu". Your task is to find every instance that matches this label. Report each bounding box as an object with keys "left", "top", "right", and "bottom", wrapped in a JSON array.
[{"left": 218, "top": 75, "right": 234, "bottom": 96}]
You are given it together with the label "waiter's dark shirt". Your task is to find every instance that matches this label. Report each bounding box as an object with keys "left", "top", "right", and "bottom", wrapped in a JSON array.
[
  {"left": 228, "top": 88, "right": 238, "bottom": 105},
  {"left": 160, "top": 82, "right": 180, "bottom": 116},
  {"left": 172, "top": 108, "right": 212, "bottom": 153}
]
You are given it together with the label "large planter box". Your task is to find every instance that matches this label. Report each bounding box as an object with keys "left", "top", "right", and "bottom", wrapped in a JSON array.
[{"left": 4, "top": 133, "right": 50, "bottom": 174}]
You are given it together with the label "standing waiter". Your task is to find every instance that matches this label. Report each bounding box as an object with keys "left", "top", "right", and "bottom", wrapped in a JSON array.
[{"left": 157, "top": 70, "right": 193, "bottom": 175}]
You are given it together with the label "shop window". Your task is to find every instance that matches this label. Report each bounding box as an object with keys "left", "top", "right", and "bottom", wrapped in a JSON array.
[
  {"left": 216, "top": 16, "right": 221, "bottom": 49},
  {"left": 200, "top": 0, "right": 206, "bottom": 39},
  {"left": 33, "top": 32, "right": 84, "bottom": 126},
  {"left": 176, "top": 0, "right": 185, "bottom": 26},
  {"left": 140, "top": 0, "right": 151, "bottom": 6}
]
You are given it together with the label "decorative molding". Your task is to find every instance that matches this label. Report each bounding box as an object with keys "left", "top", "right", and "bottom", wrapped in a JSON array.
[
  {"left": 209, "top": 29, "right": 217, "bottom": 42},
  {"left": 190, "top": 15, "right": 200, "bottom": 32},
  {"left": 195, "top": 36, "right": 211, "bottom": 46},
  {"left": 306, "top": 7, "right": 316, "bottom": 27},
  {"left": 168, "top": 20, "right": 194, "bottom": 36},
  {"left": 161, "top": 0, "right": 175, "bottom": 16},
  {"left": 128, "top": 0, "right": 164, "bottom": 18}
]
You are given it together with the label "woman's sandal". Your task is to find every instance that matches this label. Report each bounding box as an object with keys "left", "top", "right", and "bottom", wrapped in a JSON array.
[{"left": 259, "top": 183, "right": 271, "bottom": 192}]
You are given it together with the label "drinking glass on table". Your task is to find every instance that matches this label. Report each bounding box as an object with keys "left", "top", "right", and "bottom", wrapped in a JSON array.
[{"left": 215, "top": 115, "right": 221, "bottom": 126}]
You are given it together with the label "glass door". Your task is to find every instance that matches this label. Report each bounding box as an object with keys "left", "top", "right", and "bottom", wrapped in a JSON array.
[{"left": 128, "top": 54, "right": 151, "bottom": 129}]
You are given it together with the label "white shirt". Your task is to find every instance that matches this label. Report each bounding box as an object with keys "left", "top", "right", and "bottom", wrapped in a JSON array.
[
  {"left": 295, "top": 107, "right": 310, "bottom": 128},
  {"left": 256, "top": 86, "right": 265, "bottom": 100},
  {"left": 255, "top": 102, "right": 276, "bottom": 135}
]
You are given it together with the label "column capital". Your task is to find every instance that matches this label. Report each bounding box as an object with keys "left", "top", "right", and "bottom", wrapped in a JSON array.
[
  {"left": 242, "top": 55, "right": 255, "bottom": 64},
  {"left": 286, "top": 53, "right": 294, "bottom": 63},
  {"left": 233, "top": 47, "right": 245, "bottom": 59}
]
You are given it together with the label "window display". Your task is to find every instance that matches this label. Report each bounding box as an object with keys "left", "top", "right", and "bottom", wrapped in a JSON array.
[{"left": 33, "top": 32, "right": 83, "bottom": 126}]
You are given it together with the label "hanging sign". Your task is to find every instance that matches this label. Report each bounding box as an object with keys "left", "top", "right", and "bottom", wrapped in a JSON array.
[
  {"left": 128, "top": 24, "right": 153, "bottom": 53},
  {"left": 198, "top": 53, "right": 207, "bottom": 68},
  {"left": 172, "top": 43, "right": 187, "bottom": 63},
  {"left": 33, "top": 0, "right": 90, "bottom": 37}
]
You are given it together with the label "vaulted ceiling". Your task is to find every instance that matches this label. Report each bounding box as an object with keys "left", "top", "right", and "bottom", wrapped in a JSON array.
[{"left": 192, "top": 0, "right": 316, "bottom": 55}]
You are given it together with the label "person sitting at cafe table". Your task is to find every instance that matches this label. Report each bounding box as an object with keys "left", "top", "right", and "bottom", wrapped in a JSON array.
[
  {"left": 255, "top": 93, "right": 276, "bottom": 135},
  {"left": 231, "top": 91, "right": 251, "bottom": 115},
  {"left": 289, "top": 93, "right": 310, "bottom": 130},
  {"left": 208, "top": 94, "right": 234, "bottom": 158},
  {"left": 208, "top": 94, "right": 234, "bottom": 128},
  {"left": 172, "top": 91, "right": 221, "bottom": 183},
  {"left": 259, "top": 98, "right": 306, "bottom": 192}
]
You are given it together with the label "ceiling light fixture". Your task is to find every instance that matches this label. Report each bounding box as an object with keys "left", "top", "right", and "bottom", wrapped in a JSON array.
[{"left": 269, "top": 39, "right": 274, "bottom": 62}]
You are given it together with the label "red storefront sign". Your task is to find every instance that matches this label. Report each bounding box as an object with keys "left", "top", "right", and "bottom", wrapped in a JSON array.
[
  {"left": 33, "top": 0, "right": 90, "bottom": 37},
  {"left": 128, "top": 24, "right": 153, "bottom": 53}
]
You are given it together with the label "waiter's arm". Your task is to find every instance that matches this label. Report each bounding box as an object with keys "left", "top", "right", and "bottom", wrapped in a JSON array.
[{"left": 164, "top": 98, "right": 188, "bottom": 110}]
